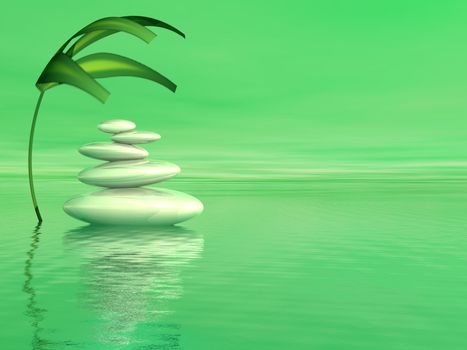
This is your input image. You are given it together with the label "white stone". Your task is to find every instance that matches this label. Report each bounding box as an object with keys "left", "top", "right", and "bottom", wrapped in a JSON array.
[
  {"left": 112, "top": 131, "right": 161, "bottom": 144},
  {"left": 79, "top": 160, "right": 180, "bottom": 188},
  {"left": 98, "top": 119, "right": 136, "bottom": 133},
  {"left": 79, "top": 142, "right": 148, "bottom": 161},
  {"left": 63, "top": 188, "right": 204, "bottom": 226}
]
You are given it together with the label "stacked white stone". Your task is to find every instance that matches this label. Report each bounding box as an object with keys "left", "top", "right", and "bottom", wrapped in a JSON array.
[{"left": 64, "top": 119, "right": 203, "bottom": 226}]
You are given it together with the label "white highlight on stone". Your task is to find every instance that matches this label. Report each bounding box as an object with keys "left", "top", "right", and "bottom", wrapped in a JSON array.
[
  {"left": 79, "top": 142, "right": 148, "bottom": 161},
  {"left": 98, "top": 119, "right": 136, "bottom": 134},
  {"left": 112, "top": 131, "right": 161, "bottom": 144},
  {"left": 64, "top": 188, "right": 204, "bottom": 226},
  {"left": 78, "top": 160, "right": 180, "bottom": 188}
]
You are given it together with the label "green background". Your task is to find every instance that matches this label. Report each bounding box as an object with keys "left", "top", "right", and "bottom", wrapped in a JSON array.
[
  {"left": 3, "top": 1, "right": 467, "bottom": 349},
  {"left": 3, "top": 0, "right": 467, "bottom": 179}
]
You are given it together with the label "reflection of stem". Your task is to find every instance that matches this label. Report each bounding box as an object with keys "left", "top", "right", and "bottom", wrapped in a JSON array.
[
  {"left": 23, "top": 224, "right": 47, "bottom": 349},
  {"left": 28, "top": 91, "right": 45, "bottom": 224}
]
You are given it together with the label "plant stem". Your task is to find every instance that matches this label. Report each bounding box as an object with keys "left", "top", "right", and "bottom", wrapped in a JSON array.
[{"left": 28, "top": 91, "right": 45, "bottom": 224}]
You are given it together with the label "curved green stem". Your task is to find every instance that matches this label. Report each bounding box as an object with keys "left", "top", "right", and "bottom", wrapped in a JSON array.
[{"left": 28, "top": 91, "right": 45, "bottom": 224}]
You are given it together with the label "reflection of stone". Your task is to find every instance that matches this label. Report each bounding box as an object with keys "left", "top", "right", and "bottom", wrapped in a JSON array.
[
  {"left": 64, "top": 225, "right": 204, "bottom": 348},
  {"left": 64, "top": 119, "right": 203, "bottom": 225}
]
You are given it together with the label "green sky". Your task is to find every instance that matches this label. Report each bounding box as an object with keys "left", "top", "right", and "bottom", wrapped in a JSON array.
[{"left": 2, "top": 0, "right": 467, "bottom": 180}]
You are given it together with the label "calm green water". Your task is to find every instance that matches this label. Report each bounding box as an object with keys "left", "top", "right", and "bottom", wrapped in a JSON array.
[
  {"left": 4, "top": 0, "right": 467, "bottom": 348},
  {"left": 2, "top": 175, "right": 467, "bottom": 349}
]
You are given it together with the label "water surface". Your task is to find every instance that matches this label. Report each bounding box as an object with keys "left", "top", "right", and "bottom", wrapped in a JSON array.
[{"left": 2, "top": 175, "right": 467, "bottom": 349}]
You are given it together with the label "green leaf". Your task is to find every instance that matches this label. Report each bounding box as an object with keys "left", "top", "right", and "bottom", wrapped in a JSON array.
[
  {"left": 76, "top": 52, "right": 177, "bottom": 92},
  {"left": 60, "top": 17, "right": 156, "bottom": 55},
  {"left": 66, "top": 29, "right": 118, "bottom": 57},
  {"left": 36, "top": 53, "right": 110, "bottom": 103},
  {"left": 34, "top": 16, "right": 182, "bottom": 102},
  {"left": 66, "top": 16, "right": 184, "bottom": 57},
  {"left": 123, "top": 16, "right": 185, "bottom": 38}
]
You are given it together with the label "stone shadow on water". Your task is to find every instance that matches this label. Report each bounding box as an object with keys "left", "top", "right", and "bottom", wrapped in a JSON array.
[{"left": 64, "top": 225, "right": 204, "bottom": 349}]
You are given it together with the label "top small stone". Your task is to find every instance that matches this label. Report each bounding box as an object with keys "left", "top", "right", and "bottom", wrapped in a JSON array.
[{"left": 98, "top": 119, "right": 136, "bottom": 134}]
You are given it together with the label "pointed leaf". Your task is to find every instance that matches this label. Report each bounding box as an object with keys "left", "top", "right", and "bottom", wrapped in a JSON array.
[
  {"left": 66, "top": 16, "right": 184, "bottom": 57},
  {"left": 36, "top": 53, "right": 110, "bottom": 103},
  {"left": 76, "top": 53, "right": 177, "bottom": 92},
  {"left": 60, "top": 17, "right": 156, "bottom": 55},
  {"left": 123, "top": 16, "right": 185, "bottom": 38}
]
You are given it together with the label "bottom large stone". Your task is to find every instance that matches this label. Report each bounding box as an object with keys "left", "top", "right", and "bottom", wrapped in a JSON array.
[{"left": 64, "top": 188, "right": 203, "bottom": 226}]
